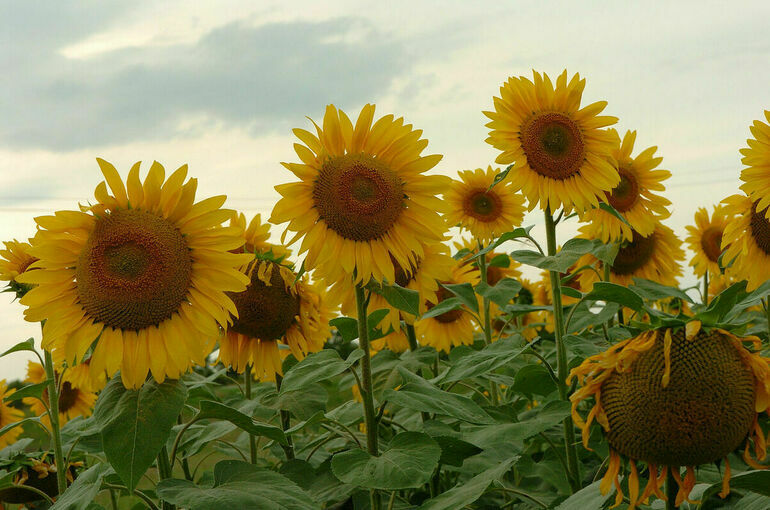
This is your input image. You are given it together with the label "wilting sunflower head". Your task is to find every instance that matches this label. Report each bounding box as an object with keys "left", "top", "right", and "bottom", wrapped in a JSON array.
[
  {"left": 17, "top": 159, "right": 252, "bottom": 389},
  {"left": 569, "top": 325, "right": 770, "bottom": 508},
  {"left": 0, "top": 379, "right": 24, "bottom": 450},
  {"left": 721, "top": 193, "right": 770, "bottom": 290},
  {"left": 685, "top": 205, "right": 732, "bottom": 278},
  {"left": 0, "top": 239, "right": 38, "bottom": 297},
  {"left": 444, "top": 166, "right": 526, "bottom": 242},
  {"left": 219, "top": 259, "right": 332, "bottom": 380},
  {"left": 24, "top": 361, "right": 96, "bottom": 427},
  {"left": 739, "top": 110, "right": 770, "bottom": 218},
  {"left": 580, "top": 129, "right": 671, "bottom": 243},
  {"left": 271, "top": 104, "right": 450, "bottom": 286},
  {"left": 484, "top": 70, "right": 619, "bottom": 214}
]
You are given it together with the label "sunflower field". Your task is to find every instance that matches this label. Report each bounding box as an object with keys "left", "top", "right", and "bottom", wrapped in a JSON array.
[{"left": 2, "top": 69, "right": 770, "bottom": 510}]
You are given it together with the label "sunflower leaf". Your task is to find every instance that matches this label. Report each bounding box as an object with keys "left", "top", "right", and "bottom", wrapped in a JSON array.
[
  {"left": 442, "top": 282, "right": 479, "bottom": 313},
  {"left": 477, "top": 226, "right": 534, "bottom": 257},
  {"left": 0, "top": 338, "right": 35, "bottom": 359},
  {"left": 698, "top": 280, "right": 749, "bottom": 324},
  {"left": 487, "top": 165, "right": 512, "bottom": 190},
  {"left": 417, "top": 456, "right": 518, "bottom": 510},
  {"left": 420, "top": 297, "right": 462, "bottom": 320},
  {"left": 3, "top": 380, "right": 52, "bottom": 403},
  {"left": 582, "top": 281, "right": 644, "bottom": 311},
  {"left": 438, "top": 335, "right": 530, "bottom": 384},
  {"left": 475, "top": 278, "right": 522, "bottom": 308},
  {"left": 598, "top": 202, "right": 631, "bottom": 227},
  {"left": 196, "top": 400, "right": 288, "bottom": 445},
  {"left": 630, "top": 278, "right": 694, "bottom": 303},
  {"left": 50, "top": 463, "right": 113, "bottom": 510},
  {"left": 373, "top": 282, "right": 420, "bottom": 316},
  {"left": 279, "top": 349, "right": 363, "bottom": 394}
]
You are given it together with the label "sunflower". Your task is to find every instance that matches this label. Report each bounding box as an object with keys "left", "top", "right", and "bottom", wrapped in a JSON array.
[
  {"left": 739, "top": 110, "right": 770, "bottom": 218},
  {"left": 16, "top": 159, "right": 252, "bottom": 389},
  {"left": 229, "top": 212, "right": 290, "bottom": 261},
  {"left": 24, "top": 362, "right": 96, "bottom": 427},
  {"left": 721, "top": 194, "right": 770, "bottom": 291},
  {"left": 414, "top": 261, "right": 480, "bottom": 353},
  {"left": 328, "top": 243, "right": 455, "bottom": 351},
  {"left": 0, "top": 380, "right": 24, "bottom": 449},
  {"left": 569, "top": 324, "right": 770, "bottom": 508},
  {"left": 0, "top": 239, "right": 38, "bottom": 297},
  {"left": 270, "top": 104, "right": 450, "bottom": 286},
  {"left": 580, "top": 129, "right": 671, "bottom": 242},
  {"left": 576, "top": 222, "right": 684, "bottom": 289},
  {"left": 444, "top": 166, "right": 525, "bottom": 242},
  {"left": 685, "top": 205, "right": 733, "bottom": 279},
  {"left": 484, "top": 70, "right": 619, "bottom": 213},
  {"left": 218, "top": 258, "right": 333, "bottom": 381}
]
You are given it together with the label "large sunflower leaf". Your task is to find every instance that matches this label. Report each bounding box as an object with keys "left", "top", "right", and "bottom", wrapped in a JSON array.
[
  {"left": 279, "top": 349, "right": 363, "bottom": 394},
  {"left": 417, "top": 456, "right": 518, "bottom": 510}
]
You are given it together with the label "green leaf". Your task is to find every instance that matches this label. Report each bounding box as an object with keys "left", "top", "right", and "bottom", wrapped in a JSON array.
[
  {"left": 50, "top": 463, "right": 112, "bottom": 510},
  {"left": 561, "top": 286, "right": 583, "bottom": 300},
  {"left": 331, "top": 432, "right": 441, "bottom": 489},
  {"left": 367, "top": 308, "right": 394, "bottom": 341},
  {"left": 475, "top": 278, "right": 522, "bottom": 308},
  {"left": 598, "top": 202, "right": 631, "bottom": 227},
  {"left": 420, "top": 297, "right": 463, "bottom": 319},
  {"left": 630, "top": 277, "right": 694, "bottom": 303},
  {"left": 583, "top": 281, "right": 644, "bottom": 311},
  {"left": 439, "top": 336, "right": 529, "bottom": 383},
  {"left": 375, "top": 283, "right": 420, "bottom": 316},
  {"left": 279, "top": 349, "right": 363, "bottom": 394},
  {"left": 196, "top": 400, "right": 287, "bottom": 445},
  {"left": 477, "top": 226, "right": 534, "bottom": 257},
  {"left": 157, "top": 460, "right": 316, "bottom": 509},
  {"left": 417, "top": 456, "right": 518, "bottom": 510},
  {"left": 487, "top": 165, "right": 512, "bottom": 190},
  {"left": 512, "top": 364, "right": 557, "bottom": 397},
  {"left": 700, "top": 470, "right": 770, "bottom": 506},
  {"left": 3, "top": 380, "right": 52, "bottom": 403},
  {"left": 442, "top": 282, "right": 479, "bottom": 313},
  {"left": 0, "top": 417, "right": 43, "bottom": 442},
  {"left": 462, "top": 401, "right": 570, "bottom": 448},
  {"left": 0, "top": 338, "right": 35, "bottom": 358},
  {"left": 384, "top": 367, "right": 495, "bottom": 424},
  {"left": 329, "top": 317, "right": 358, "bottom": 342},
  {"left": 488, "top": 253, "right": 511, "bottom": 268},
  {"left": 567, "top": 301, "right": 620, "bottom": 333},
  {"left": 432, "top": 436, "right": 483, "bottom": 467},
  {"left": 555, "top": 480, "right": 613, "bottom": 509},
  {"left": 93, "top": 377, "right": 187, "bottom": 491},
  {"left": 698, "top": 280, "right": 748, "bottom": 324}
]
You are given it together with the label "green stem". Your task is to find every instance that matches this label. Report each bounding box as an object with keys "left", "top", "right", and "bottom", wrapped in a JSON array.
[
  {"left": 543, "top": 207, "right": 581, "bottom": 494},
  {"left": 666, "top": 468, "right": 679, "bottom": 509},
  {"left": 274, "top": 373, "right": 295, "bottom": 460},
  {"left": 703, "top": 272, "right": 709, "bottom": 307},
  {"left": 477, "top": 243, "right": 500, "bottom": 405},
  {"left": 603, "top": 261, "right": 614, "bottom": 329},
  {"left": 157, "top": 445, "right": 175, "bottom": 510},
  {"left": 355, "top": 284, "right": 381, "bottom": 510},
  {"left": 245, "top": 365, "right": 258, "bottom": 464},
  {"left": 406, "top": 323, "right": 419, "bottom": 351},
  {"left": 43, "top": 350, "right": 67, "bottom": 496}
]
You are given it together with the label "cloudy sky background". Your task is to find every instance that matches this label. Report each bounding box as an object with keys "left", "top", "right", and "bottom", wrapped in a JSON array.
[{"left": 1, "top": 0, "right": 768, "bottom": 380}]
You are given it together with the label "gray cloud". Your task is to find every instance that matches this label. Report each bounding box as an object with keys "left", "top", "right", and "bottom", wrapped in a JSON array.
[{"left": 1, "top": 9, "right": 408, "bottom": 150}]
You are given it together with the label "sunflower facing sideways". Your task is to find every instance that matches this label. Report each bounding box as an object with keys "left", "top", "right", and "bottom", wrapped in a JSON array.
[
  {"left": 569, "top": 324, "right": 770, "bottom": 508},
  {"left": 0, "top": 380, "right": 24, "bottom": 449},
  {"left": 721, "top": 193, "right": 770, "bottom": 290},
  {"left": 270, "top": 104, "right": 450, "bottom": 286},
  {"left": 24, "top": 361, "right": 96, "bottom": 427},
  {"left": 16, "top": 159, "right": 253, "bottom": 389},
  {"left": 217, "top": 214, "right": 333, "bottom": 380},
  {"left": 444, "top": 166, "right": 525, "bottom": 242},
  {"left": 739, "top": 110, "right": 770, "bottom": 218},
  {"left": 685, "top": 205, "right": 733, "bottom": 279},
  {"left": 580, "top": 129, "right": 671, "bottom": 242},
  {"left": 0, "top": 239, "right": 38, "bottom": 297},
  {"left": 484, "top": 70, "right": 619, "bottom": 214}
]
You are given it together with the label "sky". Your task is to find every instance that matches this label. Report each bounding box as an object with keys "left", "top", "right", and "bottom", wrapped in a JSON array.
[{"left": 1, "top": 0, "right": 769, "bottom": 380}]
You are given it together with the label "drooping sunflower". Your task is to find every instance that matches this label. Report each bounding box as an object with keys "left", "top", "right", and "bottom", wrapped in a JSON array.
[
  {"left": 484, "top": 70, "right": 619, "bottom": 213},
  {"left": 0, "top": 239, "right": 38, "bottom": 297},
  {"left": 721, "top": 194, "right": 770, "bottom": 290},
  {"left": 685, "top": 205, "right": 733, "bottom": 279},
  {"left": 414, "top": 261, "right": 480, "bottom": 353},
  {"left": 24, "top": 361, "right": 96, "bottom": 427},
  {"left": 218, "top": 257, "right": 333, "bottom": 381},
  {"left": 0, "top": 379, "right": 24, "bottom": 449},
  {"left": 577, "top": 222, "right": 684, "bottom": 289},
  {"left": 16, "top": 159, "right": 252, "bottom": 389},
  {"left": 271, "top": 104, "right": 450, "bottom": 286},
  {"left": 739, "top": 110, "right": 770, "bottom": 218},
  {"left": 580, "top": 129, "right": 671, "bottom": 242},
  {"left": 569, "top": 324, "right": 770, "bottom": 508},
  {"left": 444, "top": 166, "right": 526, "bottom": 242}
]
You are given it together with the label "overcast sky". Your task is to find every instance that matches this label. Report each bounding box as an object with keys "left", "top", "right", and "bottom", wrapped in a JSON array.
[{"left": 1, "top": 0, "right": 768, "bottom": 380}]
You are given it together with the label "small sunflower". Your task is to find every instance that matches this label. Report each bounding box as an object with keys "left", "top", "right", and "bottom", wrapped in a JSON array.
[
  {"left": 577, "top": 222, "right": 684, "bottom": 289},
  {"left": 0, "top": 379, "right": 24, "bottom": 449},
  {"left": 580, "top": 129, "right": 671, "bottom": 242},
  {"left": 24, "top": 361, "right": 96, "bottom": 427},
  {"left": 569, "top": 325, "right": 770, "bottom": 508},
  {"left": 414, "top": 261, "right": 480, "bottom": 353},
  {"left": 444, "top": 166, "right": 525, "bottom": 242},
  {"left": 371, "top": 330, "right": 411, "bottom": 353},
  {"left": 271, "top": 104, "right": 450, "bottom": 285},
  {"left": 218, "top": 258, "right": 333, "bottom": 381},
  {"left": 739, "top": 110, "right": 770, "bottom": 218},
  {"left": 16, "top": 159, "right": 252, "bottom": 389},
  {"left": 0, "top": 239, "right": 38, "bottom": 297},
  {"left": 229, "top": 212, "right": 290, "bottom": 261},
  {"left": 721, "top": 194, "right": 770, "bottom": 290},
  {"left": 484, "top": 70, "right": 619, "bottom": 213},
  {"left": 685, "top": 205, "right": 733, "bottom": 279}
]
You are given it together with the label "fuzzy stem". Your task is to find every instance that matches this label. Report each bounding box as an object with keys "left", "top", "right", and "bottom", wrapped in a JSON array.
[
  {"left": 274, "top": 373, "right": 295, "bottom": 460},
  {"left": 43, "top": 350, "right": 68, "bottom": 496},
  {"left": 406, "top": 323, "right": 419, "bottom": 352},
  {"left": 703, "top": 272, "right": 709, "bottom": 306},
  {"left": 157, "top": 445, "right": 175, "bottom": 510},
  {"left": 477, "top": 243, "right": 500, "bottom": 405},
  {"left": 603, "top": 261, "right": 614, "bottom": 329},
  {"left": 544, "top": 207, "right": 581, "bottom": 493},
  {"left": 244, "top": 365, "right": 258, "bottom": 464},
  {"left": 355, "top": 284, "right": 381, "bottom": 510},
  {"left": 666, "top": 468, "right": 679, "bottom": 509}
]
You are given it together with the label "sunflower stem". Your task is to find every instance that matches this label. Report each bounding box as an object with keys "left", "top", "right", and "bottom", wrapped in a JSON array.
[
  {"left": 477, "top": 242, "right": 500, "bottom": 405},
  {"left": 274, "top": 373, "right": 295, "bottom": 460},
  {"left": 157, "top": 445, "right": 175, "bottom": 510},
  {"left": 43, "top": 349, "right": 68, "bottom": 496},
  {"left": 603, "top": 261, "right": 614, "bottom": 329},
  {"left": 703, "top": 273, "right": 709, "bottom": 307},
  {"left": 544, "top": 207, "right": 581, "bottom": 494},
  {"left": 244, "top": 365, "right": 258, "bottom": 464},
  {"left": 406, "top": 323, "right": 419, "bottom": 352},
  {"left": 355, "top": 284, "right": 381, "bottom": 510},
  {"left": 666, "top": 468, "right": 679, "bottom": 509}
]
